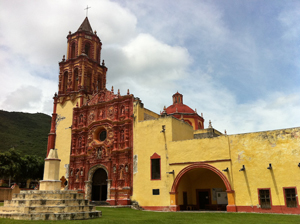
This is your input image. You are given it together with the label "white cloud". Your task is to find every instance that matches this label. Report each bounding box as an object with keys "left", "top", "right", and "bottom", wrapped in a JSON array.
[
  {"left": 0, "top": 0, "right": 299, "bottom": 135},
  {"left": 122, "top": 33, "right": 191, "bottom": 78},
  {"left": 1, "top": 86, "right": 42, "bottom": 111}
]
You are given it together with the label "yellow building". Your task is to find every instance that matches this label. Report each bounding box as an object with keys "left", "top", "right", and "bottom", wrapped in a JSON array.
[
  {"left": 132, "top": 99, "right": 300, "bottom": 214},
  {"left": 49, "top": 17, "right": 300, "bottom": 214}
]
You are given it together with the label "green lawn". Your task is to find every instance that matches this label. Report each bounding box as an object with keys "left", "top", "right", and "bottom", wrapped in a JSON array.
[{"left": 0, "top": 207, "right": 299, "bottom": 224}]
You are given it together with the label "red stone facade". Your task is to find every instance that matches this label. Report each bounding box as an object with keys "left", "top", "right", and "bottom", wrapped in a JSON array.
[
  {"left": 46, "top": 17, "right": 134, "bottom": 205},
  {"left": 68, "top": 89, "right": 134, "bottom": 205}
]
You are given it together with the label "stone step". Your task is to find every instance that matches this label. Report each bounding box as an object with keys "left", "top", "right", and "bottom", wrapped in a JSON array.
[
  {"left": 12, "top": 190, "right": 84, "bottom": 200},
  {"left": 90, "top": 201, "right": 110, "bottom": 206},
  {"left": 4, "top": 199, "right": 89, "bottom": 207},
  {"left": 0, "top": 205, "right": 95, "bottom": 214},
  {"left": 0, "top": 211, "right": 102, "bottom": 220}
]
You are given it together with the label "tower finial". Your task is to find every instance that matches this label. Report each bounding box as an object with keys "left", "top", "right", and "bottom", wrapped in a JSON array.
[
  {"left": 84, "top": 5, "right": 91, "bottom": 17},
  {"left": 208, "top": 120, "right": 212, "bottom": 128}
]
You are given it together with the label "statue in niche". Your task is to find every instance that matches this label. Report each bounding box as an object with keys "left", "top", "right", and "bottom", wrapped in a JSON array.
[
  {"left": 120, "top": 166, "right": 124, "bottom": 179},
  {"left": 97, "top": 148, "right": 102, "bottom": 159},
  {"left": 80, "top": 169, "right": 83, "bottom": 176},
  {"left": 78, "top": 138, "right": 82, "bottom": 148},
  {"left": 89, "top": 112, "right": 94, "bottom": 122},
  {"left": 76, "top": 170, "right": 79, "bottom": 182},
  {"left": 108, "top": 106, "right": 114, "bottom": 118},
  {"left": 102, "top": 147, "right": 106, "bottom": 157},
  {"left": 125, "top": 165, "right": 128, "bottom": 173},
  {"left": 113, "top": 165, "right": 116, "bottom": 173},
  {"left": 79, "top": 115, "right": 83, "bottom": 124},
  {"left": 121, "top": 106, "right": 125, "bottom": 115},
  {"left": 65, "top": 164, "right": 69, "bottom": 179}
]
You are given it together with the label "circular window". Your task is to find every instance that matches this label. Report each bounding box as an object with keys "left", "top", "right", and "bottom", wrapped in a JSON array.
[{"left": 99, "top": 130, "right": 107, "bottom": 141}]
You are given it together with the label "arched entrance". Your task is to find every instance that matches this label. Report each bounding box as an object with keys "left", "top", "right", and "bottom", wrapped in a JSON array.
[
  {"left": 170, "top": 163, "right": 236, "bottom": 212},
  {"left": 85, "top": 164, "right": 111, "bottom": 202},
  {"left": 92, "top": 168, "right": 107, "bottom": 201}
]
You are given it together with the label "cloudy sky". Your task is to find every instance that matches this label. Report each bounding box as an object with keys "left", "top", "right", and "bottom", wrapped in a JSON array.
[{"left": 0, "top": 0, "right": 299, "bottom": 134}]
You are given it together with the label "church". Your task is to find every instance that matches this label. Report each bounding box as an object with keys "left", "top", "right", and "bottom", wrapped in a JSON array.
[{"left": 47, "top": 17, "right": 300, "bottom": 214}]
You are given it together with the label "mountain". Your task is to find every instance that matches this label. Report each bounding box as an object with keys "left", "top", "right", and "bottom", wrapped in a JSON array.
[{"left": 0, "top": 110, "right": 51, "bottom": 158}]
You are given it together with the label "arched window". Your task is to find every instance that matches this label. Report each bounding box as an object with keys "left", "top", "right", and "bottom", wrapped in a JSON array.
[
  {"left": 97, "top": 47, "right": 100, "bottom": 62},
  {"left": 85, "top": 43, "right": 90, "bottom": 57},
  {"left": 184, "top": 120, "right": 192, "bottom": 126},
  {"left": 63, "top": 72, "right": 68, "bottom": 93},
  {"left": 97, "top": 75, "right": 102, "bottom": 91},
  {"left": 71, "top": 43, "right": 76, "bottom": 58},
  {"left": 198, "top": 121, "right": 203, "bottom": 129},
  {"left": 74, "top": 68, "right": 79, "bottom": 91},
  {"left": 150, "top": 153, "right": 161, "bottom": 180},
  {"left": 86, "top": 70, "right": 92, "bottom": 92}
]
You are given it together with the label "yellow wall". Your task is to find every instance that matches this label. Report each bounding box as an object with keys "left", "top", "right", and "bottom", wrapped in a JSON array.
[
  {"left": 228, "top": 128, "right": 300, "bottom": 207},
  {"left": 132, "top": 100, "right": 300, "bottom": 209},
  {"left": 132, "top": 102, "right": 229, "bottom": 207},
  {"left": 182, "top": 117, "right": 195, "bottom": 130},
  {"left": 171, "top": 118, "right": 194, "bottom": 141},
  {"left": 168, "top": 136, "right": 230, "bottom": 164},
  {"left": 144, "top": 108, "right": 159, "bottom": 119},
  {"left": 132, "top": 115, "right": 173, "bottom": 206},
  {"left": 55, "top": 98, "right": 79, "bottom": 178}
]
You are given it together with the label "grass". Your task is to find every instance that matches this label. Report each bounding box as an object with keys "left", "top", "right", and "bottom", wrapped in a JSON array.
[{"left": 0, "top": 207, "right": 300, "bottom": 224}]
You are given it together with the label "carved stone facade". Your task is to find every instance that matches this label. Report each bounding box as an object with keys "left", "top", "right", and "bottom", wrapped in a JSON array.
[{"left": 68, "top": 89, "right": 134, "bottom": 205}]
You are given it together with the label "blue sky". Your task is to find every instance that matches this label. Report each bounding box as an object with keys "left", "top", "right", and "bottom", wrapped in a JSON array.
[{"left": 0, "top": 0, "right": 299, "bottom": 134}]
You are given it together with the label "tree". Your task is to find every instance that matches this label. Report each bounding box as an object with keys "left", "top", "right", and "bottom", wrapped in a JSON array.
[
  {"left": 0, "top": 148, "right": 44, "bottom": 186},
  {"left": 0, "top": 148, "right": 22, "bottom": 185},
  {"left": 21, "top": 155, "right": 44, "bottom": 180}
]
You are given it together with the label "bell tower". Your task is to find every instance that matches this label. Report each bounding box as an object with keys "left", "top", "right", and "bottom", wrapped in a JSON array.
[
  {"left": 47, "top": 17, "right": 108, "bottom": 181},
  {"left": 58, "top": 17, "right": 107, "bottom": 96}
]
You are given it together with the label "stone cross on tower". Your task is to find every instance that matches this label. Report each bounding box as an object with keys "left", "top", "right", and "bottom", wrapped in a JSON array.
[{"left": 84, "top": 5, "right": 91, "bottom": 17}]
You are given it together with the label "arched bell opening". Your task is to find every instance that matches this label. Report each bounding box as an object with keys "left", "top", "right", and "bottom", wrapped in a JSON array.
[
  {"left": 73, "top": 68, "right": 79, "bottom": 91},
  {"left": 63, "top": 71, "right": 68, "bottom": 93}
]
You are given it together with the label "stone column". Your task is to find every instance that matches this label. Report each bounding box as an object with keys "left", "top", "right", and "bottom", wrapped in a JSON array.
[
  {"left": 107, "top": 179, "right": 112, "bottom": 199},
  {"left": 85, "top": 180, "right": 92, "bottom": 200},
  {"left": 226, "top": 190, "right": 237, "bottom": 212},
  {"left": 39, "top": 149, "right": 61, "bottom": 191}
]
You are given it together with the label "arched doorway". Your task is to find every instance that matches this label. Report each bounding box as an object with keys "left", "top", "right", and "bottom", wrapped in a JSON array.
[
  {"left": 85, "top": 164, "right": 111, "bottom": 202},
  {"left": 92, "top": 168, "right": 108, "bottom": 201},
  {"left": 170, "top": 163, "right": 236, "bottom": 212}
]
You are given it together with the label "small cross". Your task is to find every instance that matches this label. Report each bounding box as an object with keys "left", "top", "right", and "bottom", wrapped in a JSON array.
[{"left": 84, "top": 5, "right": 91, "bottom": 17}]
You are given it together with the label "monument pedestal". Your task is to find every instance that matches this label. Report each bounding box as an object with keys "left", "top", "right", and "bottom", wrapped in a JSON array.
[
  {"left": 39, "top": 180, "right": 61, "bottom": 191},
  {"left": 0, "top": 149, "right": 102, "bottom": 220}
]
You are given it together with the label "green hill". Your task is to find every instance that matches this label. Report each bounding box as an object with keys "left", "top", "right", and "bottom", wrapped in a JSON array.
[{"left": 0, "top": 110, "right": 51, "bottom": 158}]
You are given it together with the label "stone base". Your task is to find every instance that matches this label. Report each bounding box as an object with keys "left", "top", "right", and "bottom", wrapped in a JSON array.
[
  {"left": 0, "top": 211, "right": 101, "bottom": 220},
  {"left": 39, "top": 180, "right": 61, "bottom": 191},
  {"left": 107, "top": 198, "right": 131, "bottom": 205},
  {"left": 227, "top": 205, "right": 237, "bottom": 212},
  {"left": 0, "top": 190, "right": 102, "bottom": 220}
]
